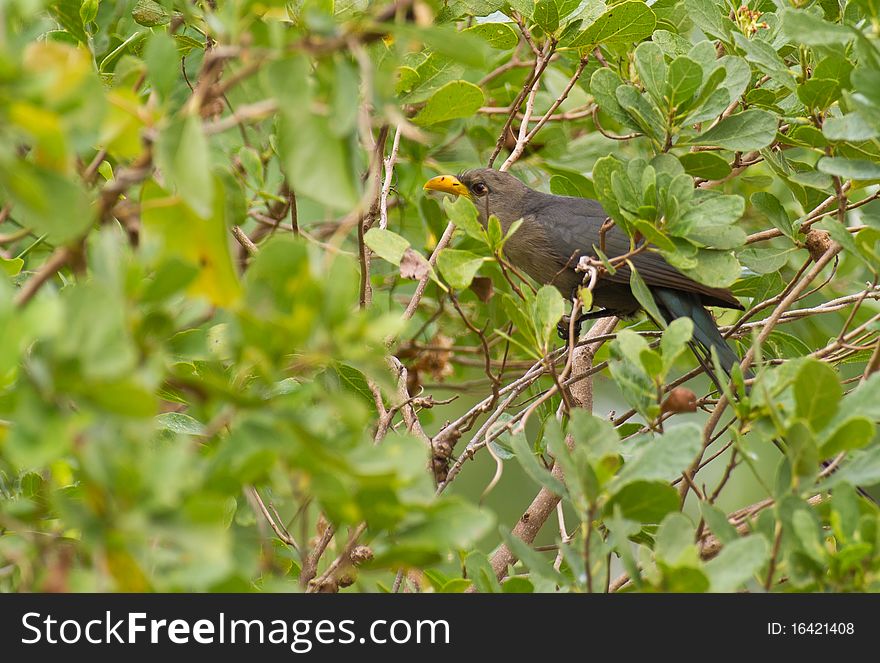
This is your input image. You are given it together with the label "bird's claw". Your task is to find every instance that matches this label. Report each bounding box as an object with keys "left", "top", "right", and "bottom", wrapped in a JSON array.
[{"left": 557, "top": 315, "right": 583, "bottom": 341}]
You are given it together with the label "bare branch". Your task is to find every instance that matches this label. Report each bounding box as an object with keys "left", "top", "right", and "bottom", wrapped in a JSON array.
[{"left": 482, "top": 317, "right": 619, "bottom": 586}]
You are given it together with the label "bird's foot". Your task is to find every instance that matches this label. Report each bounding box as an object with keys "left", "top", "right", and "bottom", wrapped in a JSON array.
[
  {"left": 557, "top": 314, "right": 584, "bottom": 341},
  {"left": 557, "top": 308, "right": 620, "bottom": 341}
]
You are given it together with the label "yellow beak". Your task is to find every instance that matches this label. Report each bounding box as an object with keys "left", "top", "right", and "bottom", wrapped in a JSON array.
[{"left": 423, "top": 175, "right": 469, "bottom": 198}]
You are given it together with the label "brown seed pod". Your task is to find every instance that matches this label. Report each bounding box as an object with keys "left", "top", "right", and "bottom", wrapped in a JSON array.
[
  {"left": 431, "top": 456, "right": 449, "bottom": 484},
  {"left": 432, "top": 425, "right": 461, "bottom": 450},
  {"left": 804, "top": 228, "right": 833, "bottom": 263},
  {"left": 661, "top": 387, "right": 698, "bottom": 414},
  {"left": 433, "top": 438, "right": 453, "bottom": 459},
  {"left": 350, "top": 545, "right": 374, "bottom": 566},
  {"left": 336, "top": 568, "right": 357, "bottom": 588}
]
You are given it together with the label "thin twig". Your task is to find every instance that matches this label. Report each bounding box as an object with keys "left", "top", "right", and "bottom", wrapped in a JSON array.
[{"left": 14, "top": 246, "right": 72, "bottom": 307}]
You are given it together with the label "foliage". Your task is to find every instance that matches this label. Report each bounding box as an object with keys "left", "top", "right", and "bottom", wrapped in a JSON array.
[{"left": 1, "top": 0, "right": 879, "bottom": 593}]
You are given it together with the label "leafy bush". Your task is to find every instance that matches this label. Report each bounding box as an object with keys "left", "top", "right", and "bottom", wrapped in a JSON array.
[{"left": 1, "top": 0, "right": 879, "bottom": 592}]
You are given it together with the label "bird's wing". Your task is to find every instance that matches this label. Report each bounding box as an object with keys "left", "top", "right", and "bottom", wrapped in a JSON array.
[{"left": 535, "top": 195, "right": 742, "bottom": 310}]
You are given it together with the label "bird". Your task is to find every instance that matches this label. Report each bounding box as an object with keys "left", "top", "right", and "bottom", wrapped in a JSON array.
[{"left": 423, "top": 167, "right": 745, "bottom": 384}]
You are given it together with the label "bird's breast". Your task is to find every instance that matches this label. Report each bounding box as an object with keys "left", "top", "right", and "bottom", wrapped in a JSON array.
[{"left": 503, "top": 217, "right": 581, "bottom": 294}]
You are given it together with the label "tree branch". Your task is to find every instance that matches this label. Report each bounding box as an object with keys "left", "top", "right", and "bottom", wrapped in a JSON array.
[{"left": 483, "top": 317, "right": 619, "bottom": 585}]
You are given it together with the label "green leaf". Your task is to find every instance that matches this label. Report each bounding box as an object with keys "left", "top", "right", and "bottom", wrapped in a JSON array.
[
  {"left": 390, "top": 24, "right": 490, "bottom": 69},
  {"left": 331, "top": 59, "right": 359, "bottom": 138},
  {"left": 509, "top": 426, "right": 568, "bottom": 497},
  {"left": 634, "top": 42, "right": 666, "bottom": 107},
  {"left": 80, "top": 0, "right": 99, "bottom": 25},
  {"left": 100, "top": 33, "right": 149, "bottom": 75},
  {"left": 392, "top": 498, "right": 495, "bottom": 554},
  {"left": 364, "top": 228, "right": 410, "bottom": 265},
  {"left": 792, "top": 506, "right": 826, "bottom": 565},
  {"left": 534, "top": 285, "right": 564, "bottom": 349},
  {"left": 49, "top": 0, "right": 89, "bottom": 43},
  {"left": 819, "top": 417, "right": 875, "bottom": 457},
  {"left": 140, "top": 179, "right": 241, "bottom": 307},
  {"left": 780, "top": 8, "right": 855, "bottom": 46},
  {"left": 500, "top": 528, "right": 567, "bottom": 586},
  {"left": 278, "top": 111, "right": 359, "bottom": 211},
  {"left": 437, "top": 249, "right": 486, "bottom": 289},
  {"left": 615, "top": 84, "right": 666, "bottom": 140},
  {"left": 790, "top": 170, "right": 833, "bottom": 191},
  {"left": 666, "top": 56, "right": 703, "bottom": 110},
  {"left": 464, "top": 551, "right": 501, "bottom": 593},
  {"left": 639, "top": 348, "right": 664, "bottom": 378},
  {"left": 399, "top": 53, "right": 464, "bottom": 103},
  {"left": 823, "top": 113, "right": 879, "bottom": 142},
  {"left": 852, "top": 65, "right": 880, "bottom": 109},
  {"left": 155, "top": 412, "right": 206, "bottom": 436},
  {"left": 590, "top": 68, "right": 639, "bottom": 131},
  {"left": 592, "top": 155, "right": 628, "bottom": 224},
  {"left": 567, "top": 409, "right": 620, "bottom": 467},
  {"left": 172, "top": 34, "right": 203, "bottom": 56},
  {"left": 270, "top": 56, "right": 326, "bottom": 138},
  {"left": 55, "top": 281, "right": 137, "bottom": 380},
  {"left": 0, "top": 162, "right": 92, "bottom": 245},
  {"left": 786, "top": 420, "right": 819, "bottom": 484},
  {"left": 653, "top": 29, "right": 692, "bottom": 58},
  {"left": 439, "top": 578, "right": 473, "bottom": 593},
  {"left": 155, "top": 114, "right": 214, "bottom": 218},
  {"left": 628, "top": 262, "right": 665, "bottom": 327},
  {"left": 675, "top": 249, "right": 741, "bottom": 288},
  {"left": 830, "top": 482, "right": 859, "bottom": 541},
  {"left": 609, "top": 330, "right": 657, "bottom": 417},
  {"left": 828, "top": 372, "right": 880, "bottom": 429},
  {"left": 533, "top": 0, "right": 560, "bottom": 33},
  {"left": 332, "top": 363, "right": 376, "bottom": 407},
  {"left": 751, "top": 192, "right": 794, "bottom": 240},
  {"left": 550, "top": 174, "right": 582, "bottom": 197},
  {"left": 655, "top": 513, "right": 698, "bottom": 566},
  {"left": 0, "top": 256, "right": 24, "bottom": 276},
  {"left": 413, "top": 80, "right": 485, "bottom": 125},
  {"left": 705, "top": 536, "right": 768, "bottom": 592},
  {"left": 822, "top": 446, "right": 880, "bottom": 490},
  {"left": 657, "top": 564, "right": 710, "bottom": 592},
  {"left": 690, "top": 109, "right": 778, "bottom": 151},
  {"left": 817, "top": 157, "right": 880, "bottom": 181},
  {"left": 142, "top": 257, "right": 198, "bottom": 303},
  {"left": 699, "top": 501, "right": 738, "bottom": 544},
  {"left": 738, "top": 247, "right": 797, "bottom": 274},
  {"left": 797, "top": 78, "right": 839, "bottom": 111},
  {"left": 395, "top": 65, "right": 420, "bottom": 97},
  {"left": 684, "top": 0, "right": 732, "bottom": 40},
  {"left": 604, "top": 480, "right": 680, "bottom": 524},
  {"left": 463, "top": 23, "right": 518, "bottom": 50},
  {"left": 144, "top": 31, "right": 179, "bottom": 102},
  {"left": 571, "top": 1, "right": 656, "bottom": 48},
  {"left": 501, "top": 577, "right": 535, "bottom": 593},
  {"left": 614, "top": 424, "right": 703, "bottom": 488},
  {"left": 660, "top": 317, "right": 693, "bottom": 374},
  {"left": 132, "top": 0, "right": 171, "bottom": 27},
  {"left": 732, "top": 33, "right": 796, "bottom": 91},
  {"left": 678, "top": 152, "right": 731, "bottom": 180},
  {"left": 443, "top": 195, "right": 484, "bottom": 242},
  {"left": 674, "top": 193, "right": 745, "bottom": 248}
]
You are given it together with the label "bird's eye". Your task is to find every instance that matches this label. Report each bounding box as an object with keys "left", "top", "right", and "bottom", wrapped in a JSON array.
[{"left": 471, "top": 182, "right": 488, "bottom": 196}]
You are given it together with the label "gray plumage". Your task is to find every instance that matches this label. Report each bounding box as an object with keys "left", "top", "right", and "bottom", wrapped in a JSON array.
[
  {"left": 456, "top": 168, "right": 744, "bottom": 376},
  {"left": 458, "top": 168, "right": 739, "bottom": 311}
]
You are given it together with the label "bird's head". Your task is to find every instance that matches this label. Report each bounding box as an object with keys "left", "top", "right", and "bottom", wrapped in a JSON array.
[{"left": 423, "top": 168, "right": 530, "bottom": 228}]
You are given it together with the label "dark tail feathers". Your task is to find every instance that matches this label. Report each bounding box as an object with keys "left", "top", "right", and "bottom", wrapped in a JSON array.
[
  {"left": 652, "top": 289, "right": 880, "bottom": 506},
  {"left": 652, "top": 287, "right": 747, "bottom": 387}
]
